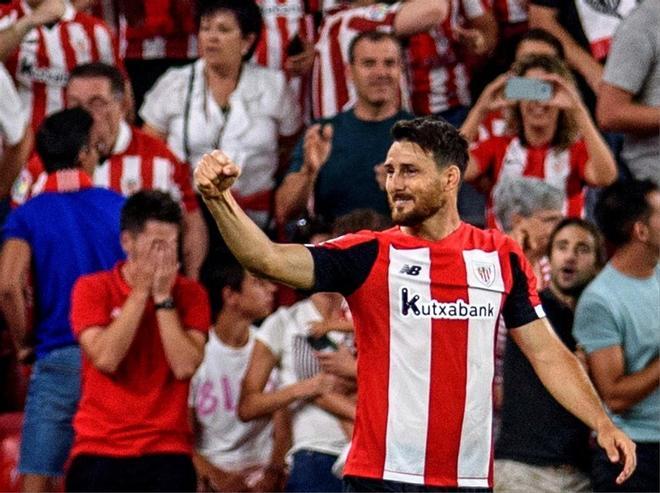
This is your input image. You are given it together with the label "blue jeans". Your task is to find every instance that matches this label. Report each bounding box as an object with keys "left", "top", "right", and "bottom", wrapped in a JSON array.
[
  {"left": 285, "top": 449, "right": 343, "bottom": 492},
  {"left": 18, "top": 345, "right": 81, "bottom": 477}
]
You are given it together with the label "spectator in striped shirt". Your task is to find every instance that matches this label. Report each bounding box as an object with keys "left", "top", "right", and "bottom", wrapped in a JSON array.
[
  {"left": 11, "top": 62, "right": 208, "bottom": 279},
  {"left": 0, "top": 0, "right": 122, "bottom": 130},
  {"left": 463, "top": 54, "right": 617, "bottom": 228}
]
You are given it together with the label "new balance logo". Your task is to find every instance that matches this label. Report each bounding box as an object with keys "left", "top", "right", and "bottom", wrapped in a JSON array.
[
  {"left": 400, "top": 264, "right": 422, "bottom": 276},
  {"left": 400, "top": 287, "right": 496, "bottom": 319}
]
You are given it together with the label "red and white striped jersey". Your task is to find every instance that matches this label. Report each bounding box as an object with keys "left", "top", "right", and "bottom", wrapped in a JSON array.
[
  {"left": 307, "top": 223, "right": 544, "bottom": 488},
  {"left": 0, "top": 1, "right": 122, "bottom": 130},
  {"left": 11, "top": 122, "right": 197, "bottom": 212},
  {"left": 477, "top": 109, "right": 507, "bottom": 142},
  {"left": 254, "top": 0, "right": 319, "bottom": 121},
  {"left": 406, "top": 0, "right": 489, "bottom": 115},
  {"left": 311, "top": 2, "right": 400, "bottom": 119},
  {"left": 469, "top": 135, "right": 589, "bottom": 226},
  {"left": 492, "top": 0, "right": 527, "bottom": 25}
]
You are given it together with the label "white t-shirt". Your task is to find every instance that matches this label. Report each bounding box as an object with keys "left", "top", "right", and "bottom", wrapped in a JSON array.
[
  {"left": 257, "top": 299, "right": 348, "bottom": 457},
  {"left": 189, "top": 329, "right": 276, "bottom": 471},
  {"left": 0, "top": 64, "right": 28, "bottom": 150},
  {"left": 140, "top": 60, "right": 301, "bottom": 225}
]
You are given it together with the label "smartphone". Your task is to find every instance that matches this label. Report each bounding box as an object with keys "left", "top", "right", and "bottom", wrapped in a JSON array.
[
  {"left": 504, "top": 77, "right": 553, "bottom": 102},
  {"left": 307, "top": 334, "right": 338, "bottom": 352},
  {"left": 286, "top": 34, "right": 305, "bottom": 57}
]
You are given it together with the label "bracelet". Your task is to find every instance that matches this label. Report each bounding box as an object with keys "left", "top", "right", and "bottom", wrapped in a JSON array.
[{"left": 154, "top": 298, "right": 176, "bottom": 310}]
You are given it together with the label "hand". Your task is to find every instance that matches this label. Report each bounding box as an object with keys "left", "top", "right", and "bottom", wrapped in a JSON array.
[
  {"left": 285, "top": 40, "right": 316, "bottom": 77},
  {"left": 308, "top": 319, "right": 333, "bottom": 339},
  {"left": 152, "top": 240, "right": 179, "bottom": 303},
  {"left": 315, "top": 345, "right": 356, "bottom": 379},
  {"left": 131, "top": 236, "right": 158, "bottom": 295},
  {"left": 302, "top": 124, "right": 333, "bottom": 176},
  {"left": 455, "top": 25, "right": 488, "bottom": 56},
  {"left": 477, "top": 73, "right": 514, "bottom": 113},
  {"left": 295, "top": 372, "right": 336, "bottom": 400},
  {"left": 194, "top": 150, "right": 241, "bottom": 200},
  {"left": 542, "top": 74, "right": 586, "bottom": 113},
  {"left": 374, "top": 163, "right": 386, "bottom": 191},
  {"left": 596, "top": 422, "right": 637, "bottom": 485},
  {"left": 248, "top": 465, "right": 287, "bottom": 492},
  {"left": 30, "top": 0, "right": 65, "bottom": 26}
]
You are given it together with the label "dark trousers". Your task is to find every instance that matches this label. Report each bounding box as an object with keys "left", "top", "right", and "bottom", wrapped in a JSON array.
[
  {"left": 66, "top": 453, "right": 196, "bottom": 492},
  {"left": 592, "top": 441, "right": 659, "bottom": 492},
  {"left": 343, "top": 475, "right": 492, "bottom": 492},
  {"left": 285, "top": 450, "right": 343, "bottom": 492}
]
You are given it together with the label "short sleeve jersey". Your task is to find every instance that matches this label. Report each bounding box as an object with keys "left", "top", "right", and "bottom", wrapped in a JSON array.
[
  {"left": 306, "top": 223, "right": 544, "bottom": 488},
  {"left": 70, "top": 263, "right": 211, "bottom": 457}
]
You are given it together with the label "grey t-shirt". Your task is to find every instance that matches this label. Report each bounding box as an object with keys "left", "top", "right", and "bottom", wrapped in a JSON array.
[{"left": 603, "top": 0, "right": 660, "bottom": 185}]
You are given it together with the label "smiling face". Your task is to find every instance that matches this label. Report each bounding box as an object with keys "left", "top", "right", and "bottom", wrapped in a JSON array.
[
  {"left": 549, "top": 224, "right": 599, "bottom": 295},
  {"left": 384, "top": 140, "right": 449, "bottom": 226},
  {"left": 349, "top": 36, "right": 402, "bottom": 109},
  {"left": 518, "top": 67, "right": 560, "bottom": 132}
]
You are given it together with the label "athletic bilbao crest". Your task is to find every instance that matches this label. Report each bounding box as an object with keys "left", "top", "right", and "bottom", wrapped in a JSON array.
[{"left": 473, "top": 262, "right": 495, "bottom": 288}]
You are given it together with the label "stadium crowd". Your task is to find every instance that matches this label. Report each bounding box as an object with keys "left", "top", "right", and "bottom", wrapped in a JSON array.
[{"left": 0, "top": 0, "right": 657, "bottom": 492}]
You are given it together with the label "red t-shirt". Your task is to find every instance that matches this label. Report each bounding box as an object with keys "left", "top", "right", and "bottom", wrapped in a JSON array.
[
  {"left": 469, "top": 135, "right": 589, "bottom": 227},
  {"left": 307, "top": 224, "right": 543, "bottom": 488},
  {"left": 70, "top": 262, "right": 211, "bottom": 458}
]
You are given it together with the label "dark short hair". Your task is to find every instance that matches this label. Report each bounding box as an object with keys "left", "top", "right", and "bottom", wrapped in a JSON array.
[
  {"left": 201, "top": 260, "right": 246, "bottom": 318},
  {"left": 595, "top": 180, "right": 658, "bottom": 247},
  {"left": 517, "top": 29, "right": 565, "bottom": 60},
  {"left": 69, "top": 62, "right": 125, "bottom": 96},
  {"left": 332, "top": 209, "right": 391, "bottom": 236},
  {"left": 547, "top": 217, "right": 606, "bottom": 267},
  {"left": 391, "top": 116, "right": 469, "bottom": 176},
  {"left": 348, "top": 30, "right": 401, "bottom": 64},
  {"left": 120, "top": 190, "right": 183, "bottom": 234},
  {"left": 196, "top": 0, "right": 263, "bottom": 60},
  {"left": 36, "top": 107, "right": 94, "bottom": 173}
]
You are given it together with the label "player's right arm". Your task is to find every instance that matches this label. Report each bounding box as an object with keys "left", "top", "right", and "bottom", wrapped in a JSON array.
[{"left": 195, "top": 151, "right": 315, "bottom": 290}]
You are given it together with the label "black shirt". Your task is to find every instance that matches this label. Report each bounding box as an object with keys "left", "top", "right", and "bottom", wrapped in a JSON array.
[{"left": 495, "top": 288, "right": 591, "bottom": 469}]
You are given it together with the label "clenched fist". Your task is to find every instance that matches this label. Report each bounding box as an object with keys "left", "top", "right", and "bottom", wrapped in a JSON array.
[{"left": 194, "top": 150, "right": 241, "bottom": 200}]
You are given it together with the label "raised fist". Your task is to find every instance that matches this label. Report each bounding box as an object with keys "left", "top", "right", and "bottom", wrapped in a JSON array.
[{"left": 194, "top": 150, "right": 241, "bottom": 200}]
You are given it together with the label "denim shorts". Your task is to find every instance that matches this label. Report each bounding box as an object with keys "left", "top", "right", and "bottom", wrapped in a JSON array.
[{"left": 18, "top": 345, "right": 81, "bottom": 477}]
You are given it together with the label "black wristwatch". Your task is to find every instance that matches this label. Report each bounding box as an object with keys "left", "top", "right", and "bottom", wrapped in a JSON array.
[{"left": 154, "top": 297, "right": 176, "bottom": 310}]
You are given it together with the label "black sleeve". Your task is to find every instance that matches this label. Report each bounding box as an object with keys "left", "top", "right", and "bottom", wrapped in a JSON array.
[
  {"left": 306, "top": 239, "right": 379, "bottom": 297},
  {"left": 502, "top": 252, "right": 542, "bottom": 330}
]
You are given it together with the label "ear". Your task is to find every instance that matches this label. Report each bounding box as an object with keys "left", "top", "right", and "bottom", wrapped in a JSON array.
[
  {"left": 633, "top": 220, "right": 649, "bottom": 243},
  {"left": 221, "top": 285, "right": 239, "bottom": 308},
  {"left": 241, "top": 33, "right": 257, "bottom": 57},
  {"left": 442, "top": 165, "right": 462, "bottom": 192},
  {"left": 119, "top": 230, "right": 133, "bottom": 256}
]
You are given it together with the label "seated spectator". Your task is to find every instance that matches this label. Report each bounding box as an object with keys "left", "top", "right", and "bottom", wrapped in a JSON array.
[
  {"left": 190, "top": 262, "right": 288, "bottom": 492},
  {"left": 312, "top": 0, "right": 449, "bottom": 120},
  {"left": 66, "top": 190, "right": 210, "bottom": 492},
  {"left": 574, "top": 180, "right": 659, "bottom": 493},
  {"left": 276, "top": 31, "right": 412, "bottom": 226},
  {"left": 0, "top": 108, "right": 125, "bottom": 493},
  {"left": 495, "top": 217, "right": 605, "bottom": 492},
  {"left": 0, "top": 63, "right": 30, "bottom": 223},
  {"left": 462, "top": 28, "right": 565, "bottom": 143},
  {"left": 12, "top": 62, "right": 208, "bottom": 279},
  {"left": 492, "top": 176, "right": 564, "bottom": 289},
  {"left": 463, "top": 54, "right": 617, "bottom": 227},
  {"left": 0, "top": 0, "right": 122, "bottom": 130},
  {"left": 597, "top": 0, "right": 660, "bottom": 186},
  {"left": 141, "top": 0, "right": 302, "bottom": 230}
]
